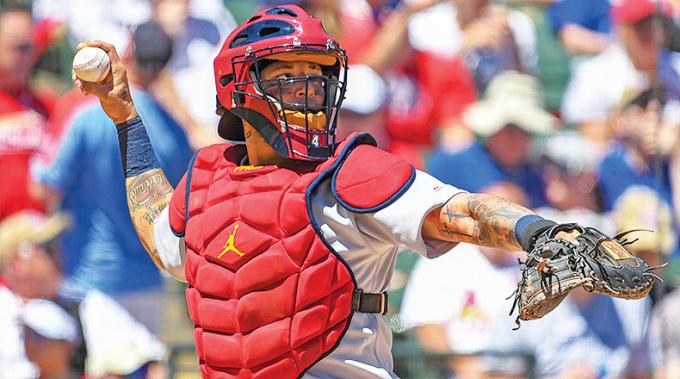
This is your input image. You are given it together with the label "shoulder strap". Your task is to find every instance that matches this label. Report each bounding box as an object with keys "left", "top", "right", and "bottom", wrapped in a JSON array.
[
  {"left": 184, "top": 149, "right": 200, "bottom": 225},
  {"left": 332, "top": 140, "right": 415, "bottom": 213}
]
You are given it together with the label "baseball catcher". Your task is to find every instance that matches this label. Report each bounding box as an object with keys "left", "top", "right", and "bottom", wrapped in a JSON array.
[{"left": 74, "top": 4, "right": 658, "bottom": 378}]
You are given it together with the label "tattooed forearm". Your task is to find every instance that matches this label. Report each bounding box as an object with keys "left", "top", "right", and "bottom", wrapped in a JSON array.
[
  {"left": 430, "top": 192, "right": 534, "bottom": 250},
  {"left": 467, "top": 194, "right": 532, "bottom": 249},
  {"left": 125, "top": 169, "right": 174, "bottom": 269}
]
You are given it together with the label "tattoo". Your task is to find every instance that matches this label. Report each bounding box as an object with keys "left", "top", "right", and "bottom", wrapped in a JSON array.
[
  {"left": 126, "top": 171, "right": 172, "bottom": 226},
  {"left": 467, "top": 194, "right": 530, "bottom": 250},
  {"left": 445, "top": 205, "right": 466, "bottom": 222},
  {"left": 119, "top": 88, "right": 131, "bottom": 102},
  {"left": 437, "top": 193, "right": 532, "bottom": 251},
  {"left": 441, "top": 223, "right": 473, "bottom": 239},
  {"left": 127, "top": 175, "right": 164, "bottom": 207},
  {"left": 125, "top": 169, "right": 174, "bottom": 269}
]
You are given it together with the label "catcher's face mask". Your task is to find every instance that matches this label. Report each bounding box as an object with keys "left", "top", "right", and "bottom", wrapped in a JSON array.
[{"left": 213, "top": 5, "right": 347, "bottom": 161}]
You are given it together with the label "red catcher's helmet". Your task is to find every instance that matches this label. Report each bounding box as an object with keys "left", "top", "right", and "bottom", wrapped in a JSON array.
[{"left": 214, "top": 5, "right": 347, "bottom": 160}]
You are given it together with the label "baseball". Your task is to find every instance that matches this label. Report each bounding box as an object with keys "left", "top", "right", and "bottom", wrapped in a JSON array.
[{"left": 72, "top": 47, "right": 111, "bottom": 83}]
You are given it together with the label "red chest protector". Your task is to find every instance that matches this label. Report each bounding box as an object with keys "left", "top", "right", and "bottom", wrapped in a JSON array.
[{"left": 169, "top": 133, "right": 414, "bottom": 378}]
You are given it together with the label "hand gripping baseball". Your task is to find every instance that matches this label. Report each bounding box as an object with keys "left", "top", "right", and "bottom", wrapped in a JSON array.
[
  {"left": 72, "top": 41, "right": 139, "bottom": 125},
  {"left": 508, "top": 223, "right": 663, "bottom": 328}
]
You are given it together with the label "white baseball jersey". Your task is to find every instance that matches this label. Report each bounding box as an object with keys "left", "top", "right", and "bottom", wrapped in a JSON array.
[{"left": 154, "top": 169, "right": 463, "bottom": 378}]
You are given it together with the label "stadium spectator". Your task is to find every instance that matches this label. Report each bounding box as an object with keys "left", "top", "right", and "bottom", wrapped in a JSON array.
[
  {"left": 536, "top": 131, "right": 609, "bottom": 227},
  {"left": 428, "top": 71, "right": 557, "bottom": 209},
  {"left": 0, "top": 211, "right": 166, "bottom": 379},
  {"left": 561, "top": 0, "right": 680, "bottom": 149},
  {"left": 30, "top": 22, "right": 193, "bottom": 335},
  {"left": 337, "top": 64, "right": 390, "bottom": 148},
  {"left": 0, "top": 2, "right": 51, "bottom": 220},
  {"left": 569, "top": 287, "right": 651, "bottom": 377},
  {"left": 361, "top": 0, "right": 476, "bottom": 168},
  {"left": 151, "top": 0, "right": 236, "bottom": 137},
  {"left": 548, "top": 0, "right": 614, "bottom": 56},
  {"left": 409, "top": 0, "right": 537, "bottom": 94},
  {"left": 649, "top": 286, "right": 680, "bottom": 378},
  {"left": 31, "top": 0, "right": 234, "bottom": 148},
  {"left": 596, "top": 88, "right": 680, "bottom": 264}
]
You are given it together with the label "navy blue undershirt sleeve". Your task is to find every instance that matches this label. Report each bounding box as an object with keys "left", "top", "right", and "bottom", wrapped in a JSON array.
[
  {"left": 514, "top": 215, "right": 557, "bottom": 252},
  {"left": 116, "top": 116, "right": 161, "bottom": 177}
]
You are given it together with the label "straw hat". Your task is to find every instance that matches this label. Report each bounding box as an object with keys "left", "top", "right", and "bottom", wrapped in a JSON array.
[
  {"left": 464, "top": 71, "right": 558, "bottom": 138},
  {"left": 0, "top": 211, "right": 71, "bottom": 267},
  {"left": 612, "top": 186, "right": 675, "bottom": 255}
]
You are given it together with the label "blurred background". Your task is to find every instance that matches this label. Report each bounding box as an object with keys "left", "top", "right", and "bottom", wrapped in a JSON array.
[{"left": 3, "top": 0, "right": 680, "bottom": 378}]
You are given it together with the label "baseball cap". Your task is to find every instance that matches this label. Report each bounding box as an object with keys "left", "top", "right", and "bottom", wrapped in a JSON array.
[
  {"left": 538, "top": 131, "right": 600, "bottom": 175},
  {"left": 612, "top": 0, "right": 672, "bottom": 24},
  {"left": 464, "top": 71, "right": 557, "bottom": 138},
  {"left": 342, "top": 64, "right": 388, "bottom": 115},
  {"left": 0, "top": 211, "right": 71, "bottom": 267},
  {"left": 132, "top": 21, "right": 173, "bottom": 69}
]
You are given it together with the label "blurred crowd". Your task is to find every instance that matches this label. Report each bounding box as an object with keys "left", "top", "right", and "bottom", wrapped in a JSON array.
[{"left": 2, "top": 0, "right": 680, "bottom": 378}]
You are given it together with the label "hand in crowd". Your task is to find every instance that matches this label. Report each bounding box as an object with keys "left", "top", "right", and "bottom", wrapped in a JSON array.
[
  {"left": 461, "top": 5, "right": 511, "bottom": 51},
  {"left": 153, "top": 0, "right": 188, "bottom": 37},
  {"left": 72, "top": 41, "right": 138, "bottom": 125},
  {"left": 619, "top": 99, "right": 680, "bottom": 158}
]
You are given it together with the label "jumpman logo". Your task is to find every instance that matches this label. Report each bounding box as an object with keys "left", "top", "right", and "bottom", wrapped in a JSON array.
[{"left": 217, "top": 224, "right": 244, "bottom": 258}]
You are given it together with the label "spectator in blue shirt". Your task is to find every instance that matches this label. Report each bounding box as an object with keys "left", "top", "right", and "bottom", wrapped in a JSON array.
[
  {"left": 597, "top": 88, "right": 680, "bottom": 272},
  {"left": 31, "top": 22, "right": 193, "bottom": 334},
  {"left": 428, "top": 71, "right": 557, "bottom": 209},
  {"left": 548, "top": 0, "right": 614, "bottom": 56}
]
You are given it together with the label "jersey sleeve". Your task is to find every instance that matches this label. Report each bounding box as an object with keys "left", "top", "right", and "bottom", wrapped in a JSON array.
[
  {"left": 153, "top": 206, "right": 186, "bottom": 282},
  {"left": 153, "top": 173, "right": 188, "bottom": 282},
  {"left": 361, "top": 169, "right": 465, "bottom": 258}
]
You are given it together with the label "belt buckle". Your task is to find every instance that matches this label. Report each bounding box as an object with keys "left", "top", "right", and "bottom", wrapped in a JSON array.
[
  {"left": 379, "top": 292, "right": 387, "bottom": 315},
  {"left": 352, "top": 288, "right": 363, "bottom": 312}
]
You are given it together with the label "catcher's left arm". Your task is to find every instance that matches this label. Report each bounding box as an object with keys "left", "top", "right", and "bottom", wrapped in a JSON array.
[
  {"left": 422, "top": 192, "right": 659, "bottom": 326},
  {"left": 422, "top": 191, "right": 571, "bottom": 250}
]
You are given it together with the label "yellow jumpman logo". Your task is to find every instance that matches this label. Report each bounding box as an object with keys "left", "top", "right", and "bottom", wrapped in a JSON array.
[{"left": 217, "top": 224, "right": 244, "bottom": 258}]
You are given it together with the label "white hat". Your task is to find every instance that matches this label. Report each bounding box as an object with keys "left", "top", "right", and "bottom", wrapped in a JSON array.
[
  {"left": 342, "top": 64, "right": 388, "bottom": 115},
  {"left": 539, "top": 131, "right": 601, "bottom": 174},
  {"left": 464, "top": 71, "right": 558, "bottom": 137}
]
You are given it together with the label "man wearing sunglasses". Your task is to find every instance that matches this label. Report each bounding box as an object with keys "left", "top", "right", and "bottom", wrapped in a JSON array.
[{"left": 0, "top": 3, "right": 51, "bottom": 221}]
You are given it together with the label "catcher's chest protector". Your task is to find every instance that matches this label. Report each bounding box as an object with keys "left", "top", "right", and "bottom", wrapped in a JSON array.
[{"left": 181, "top": 134, "right": 413, "bottom": 378}]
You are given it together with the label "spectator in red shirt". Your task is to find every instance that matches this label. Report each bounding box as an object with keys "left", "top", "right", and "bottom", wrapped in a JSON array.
[{"left": 0, "top": 3, "right": 51, "bottom": 220}]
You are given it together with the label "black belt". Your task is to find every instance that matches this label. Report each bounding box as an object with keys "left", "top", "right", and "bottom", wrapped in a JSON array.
[{"left": 351, "top": 289, "right": 388, "bottom": 315}]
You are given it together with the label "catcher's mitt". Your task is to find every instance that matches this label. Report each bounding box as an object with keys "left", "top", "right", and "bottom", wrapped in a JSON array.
[{"left": 509, "top": 223, "right": 662, "bottom": 328}]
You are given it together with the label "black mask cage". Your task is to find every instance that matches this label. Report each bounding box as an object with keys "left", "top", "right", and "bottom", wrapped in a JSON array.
[{"left": 228, "top": 48, "right": 347, "bottom": 160}]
